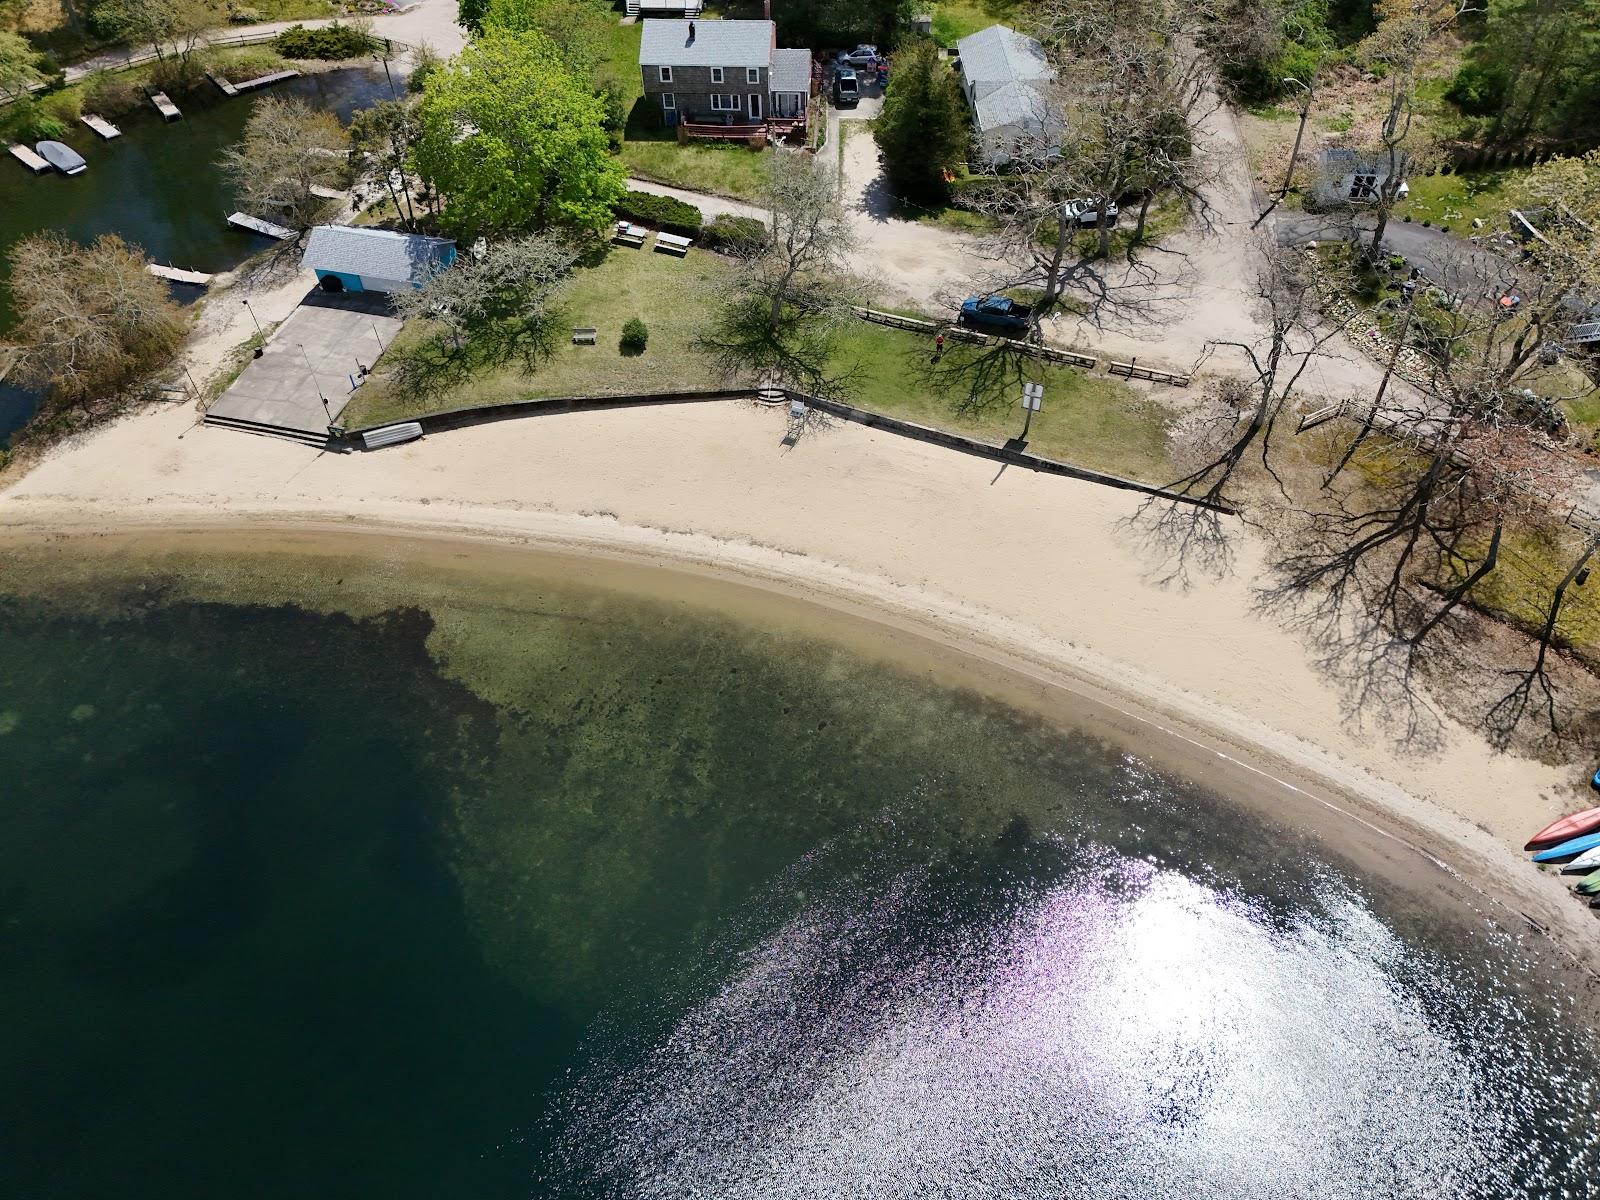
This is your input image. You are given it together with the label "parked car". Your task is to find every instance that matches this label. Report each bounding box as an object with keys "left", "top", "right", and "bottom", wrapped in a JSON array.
[
  {"left": 958, "top": 295, "right": 1033, "bottom": 334},
  {"left": 1063, "top": 198, "right": 1119, "bottom": 227},
  {"left": 833, "top": 67, "right": 860, "bottom": 107},
  {"left": 836, "top": 45, "right": 879, "bottom": 67}
]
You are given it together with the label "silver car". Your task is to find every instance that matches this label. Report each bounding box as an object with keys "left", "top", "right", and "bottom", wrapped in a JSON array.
[{"left": 835, "top": 45, "right": 880, "bottom": 67}]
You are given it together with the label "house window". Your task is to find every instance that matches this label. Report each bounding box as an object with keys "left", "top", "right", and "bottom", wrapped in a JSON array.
[
  {"left": 711, "top": 66, "right": 723, "bottom": 83},
  {"left": 709, "top": 94, "right": 740, "bottom": 111},
  {"left": 658, "top": 66, "right": 672, "bottom": 83},
  {"left": 1350, "top": 173, "right": 1377, "bottom": 200},
  {"left": 660, "top": 92, "right": 676, "bottom": 111},
  {"left": 748, "top": 92, "right": 762, "bottom": 118},
  {"left": 747, "top": 67, "right": 760, "bottom": 84}
]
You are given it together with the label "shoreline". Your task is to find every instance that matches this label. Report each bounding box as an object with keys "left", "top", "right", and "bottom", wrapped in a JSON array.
[
  {"left": 3, "top": 397, "right": 1597, "bottom": 982},
  {"left": 6, "top": 507, "right": 1599, "bottom": 988}
]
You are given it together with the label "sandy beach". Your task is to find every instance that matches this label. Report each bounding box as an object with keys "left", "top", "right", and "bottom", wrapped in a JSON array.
[{"left": 2, "top": 396, "right": 1595, "bottom": 971}]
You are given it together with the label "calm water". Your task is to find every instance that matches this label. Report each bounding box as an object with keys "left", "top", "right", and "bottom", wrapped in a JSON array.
[
  {"left": 2, "top": 549, "right": 1598, "bottom": 1198},
  {"left": 0, "top": 66, "right": 395, "bottom": 445}
]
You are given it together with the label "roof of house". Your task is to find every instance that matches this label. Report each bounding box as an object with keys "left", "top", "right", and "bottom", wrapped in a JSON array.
[
  {"left": 957, "top": 24, "right": 1052, "bottom": 95},
  {"left": 973, "top": 81, "right": 1059, "bottom": 136},
  {"left": 301, "top": 225, "right": 456, "bottom": 284},
  {"left": 770, "top": 47, "right": 812, "bottom": 95},
  {"left": 640, "top": 18, "right": 774, "bottom": 68}
]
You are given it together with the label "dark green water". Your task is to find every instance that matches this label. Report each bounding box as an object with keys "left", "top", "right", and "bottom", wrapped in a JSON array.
[
  {"left": 0, "top": 66, "right": 395, "bottom": 445},
  {"left": 2, "top": 549, "right": 1599, "bottom": 1199}
]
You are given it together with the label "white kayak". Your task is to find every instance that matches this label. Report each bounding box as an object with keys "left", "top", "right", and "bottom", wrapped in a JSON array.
[{"left": 1562, "top": 843, "right": 1600, "bottom": 874}]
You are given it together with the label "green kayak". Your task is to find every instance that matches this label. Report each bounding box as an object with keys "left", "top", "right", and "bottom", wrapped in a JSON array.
[{"left": 1575, "top": 869, "right": 1600, "bottom": 896}]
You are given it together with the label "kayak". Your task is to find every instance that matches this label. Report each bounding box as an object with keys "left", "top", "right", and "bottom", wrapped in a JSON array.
[
  {"left": 36, "top": 140, "right": 86, "bottom": 175},
  {"left": 1576, "top": 870, "right": 1600, "bottom": 896},
  {"left": 1525, "top": 805, "right": 1600, "bottom": 851},
  {"left": 1531, "top": 830, "right": 1600, "bottom": 863},
  {"left": 1563, "top": 844, "right": 1600, "bottom": 873},
  {"left": 1593, "top": 768, "right": 1600, "bottom": 793}
]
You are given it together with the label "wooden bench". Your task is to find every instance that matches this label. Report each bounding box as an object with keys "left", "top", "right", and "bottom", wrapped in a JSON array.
[
  {"left": 655, "top": 231, "right": 693, "bottom": 256},
  {"left": 613, "top": 221, "right": 647, "bottom": 247},
  {"left": 572, "top": 327, "right": 598, "bottom": 345}
]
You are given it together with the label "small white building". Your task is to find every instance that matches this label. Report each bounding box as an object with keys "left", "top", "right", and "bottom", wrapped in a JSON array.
[
  {"left": 1311, "top": 148, "right": 1410, "bottom": 208},
  {"left": 301, "top": 225, "right": 457, "bottom": 295},
  {"left": 955, "top": 24, "right": 1061, "bottom": 168}
]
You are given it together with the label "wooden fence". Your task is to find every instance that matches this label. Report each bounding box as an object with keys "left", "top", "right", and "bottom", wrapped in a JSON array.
[{"left": 1109, "top": 359, "right": 1191, "bottom": 387}]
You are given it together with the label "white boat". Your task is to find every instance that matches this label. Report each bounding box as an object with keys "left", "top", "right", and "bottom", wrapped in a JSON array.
[
  {"left": 36, "top": 140, "right": 86, "bottom": 176},
  {"left": 1562, "top": 843, "right": 1600, "bottom": 873}
]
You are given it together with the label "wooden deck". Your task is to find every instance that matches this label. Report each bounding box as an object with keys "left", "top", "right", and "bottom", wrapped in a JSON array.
[
  {"left": 8, "top": 143, "right": 49, "bottom": 174},
  {"left": 148, "top": 263, "right": 215, "bottom": 286},
  {"left": 679, "top": 117, "right": 805, "bottom": 142},
  {"left": 227, "top": 212, "right": 296, "bottom": 240},
  {"left": 149, "top": 90, "right": 181, "bottom": 120},
  {"left": 81, "top": 114, "right": 121, "bottom": 139},
  {"left": 236, "top": 69, "right": 300, "bottom": 93}
]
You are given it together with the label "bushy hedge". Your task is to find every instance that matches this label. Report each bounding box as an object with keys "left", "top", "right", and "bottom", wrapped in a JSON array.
[
  {"left": 612, "top": 190, "right": 703, "bottom": 235},
  {"left": 273, "top": 22, "right": 379, "bottom": 61},
  {"left": 702, "top": 214, "right": 768, "bottom": 256},
  {"left": 621, "top": 317, "right": 648, "bottom": 352}
]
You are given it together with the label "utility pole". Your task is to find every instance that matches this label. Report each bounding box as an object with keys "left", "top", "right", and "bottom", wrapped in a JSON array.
[{"left": 1279, "top": 76, "right": 1316, "bottom": 200}]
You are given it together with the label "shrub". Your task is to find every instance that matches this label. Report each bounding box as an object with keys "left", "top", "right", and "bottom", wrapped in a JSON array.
[
  {"left": 612, "top": 189, "right": 702, "bottom": 235},
  {"left": 702, "top": 214, "right": 769, "bottom": 256},
  {"left": 84, "top": 72, "right": 143, "bottom": 116},
  {"left": 1445, "top": 61, "right": 1509, "bottom": 116},
  {"left": 620, "top": 317, "right": 648, "bottom": 353},
  {"left": 12, "top": 98, "right": 66, "bottom": 141},
  {"left": 228, "top": 3, "right": 262, "bottom": 22},
  {"left": 273, "top": 22, "right": 378, "bottom": 60},
  {"left": 408, "top": 43, "right": 442, "bottom": 93}
]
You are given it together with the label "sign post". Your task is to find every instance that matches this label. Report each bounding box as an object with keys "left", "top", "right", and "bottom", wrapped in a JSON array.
[{"left": 1020, "top": 382, "right": 1043, "bottom": 441}]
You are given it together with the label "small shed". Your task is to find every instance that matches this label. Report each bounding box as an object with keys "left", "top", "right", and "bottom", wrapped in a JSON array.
[
  {"left": 301, "top": 225, "right": 457, "bottom": 295},
  {"left": 955, "top": 24, "right": 1060, "bottom": 167}
]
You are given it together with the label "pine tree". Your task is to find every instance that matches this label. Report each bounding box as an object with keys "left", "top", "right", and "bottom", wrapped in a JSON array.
[{"left": 873, "top": 38, "right": 969, "bottom": 206}]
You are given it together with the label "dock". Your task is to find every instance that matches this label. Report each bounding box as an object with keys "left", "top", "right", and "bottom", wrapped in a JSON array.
[
  {"left": 227, "top": 212, "right": 296, "bottom": 240},
  {"left": 309, "top": 184, "right": 346, "bottom": 201},
  {"left": 206, "top": 71, "right": 239, "bottom": 97},
  {"left": 148, "top": 263, "right": 214, "bottom": 286},
  {"left": 149, "top": 91, "right": 182, "bottom": 121},
  {"left": 237, "top": 69, "right": 300, "bottom": 93},
  {"left": 8, "top": 143, "right": 49, "bottom": 174},
  {"left": 81, "top": 114, "right": 121, "bottom": 139}
]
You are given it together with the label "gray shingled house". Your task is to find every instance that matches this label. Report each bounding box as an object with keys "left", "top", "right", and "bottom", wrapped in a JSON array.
[
  {"left": 638, "top": 18, "right": 813, "bottom": 135},
  {"left": 955, "top": 24, "right": 1061, "bottom": 168}
]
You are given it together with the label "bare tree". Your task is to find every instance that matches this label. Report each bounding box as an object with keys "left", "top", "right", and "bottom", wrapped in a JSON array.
[
  {"left": 1136, "top": 244, "right": 1341, "bottom": 581},
  {"left": 698, "top": 150, "right": 863, "bottom": 399},
  {"left": 219, "top": 97, "right": 348, "bottom": 232},
  {"left": 8, "top": 232, "right": 188, "bottom": 409},
  {"left": 349, "top": 97, "right": 422, "bottom": 230},
  {"left": 391, "top": 233, "right": 577, "bottom": 364}
]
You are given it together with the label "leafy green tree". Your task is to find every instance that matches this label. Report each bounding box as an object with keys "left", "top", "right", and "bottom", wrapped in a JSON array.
[
  {"left": 0, "top": 30, "right": 42, "bottom": 101},
  {"left": 350, "top": 97, "right": 422, "bottom": 230},
  {"left": 874, "top": 37, "right": 967, "bottom": 205},
  {"left": 413, "top": 29, "right": 625, "bottom": 237},
  {"left": 458, "top": 0, "right": 490, "bottom": 34},
  {"left": 481, "top": 0, "right": 609, "bottom": 73},
  {"left": 1450, "top": 0, "right": 1600, "bottom": 141}
]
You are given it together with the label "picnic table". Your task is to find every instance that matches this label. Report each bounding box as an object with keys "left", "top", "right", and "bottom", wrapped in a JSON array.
[
  {"left": 613, "top": 221, "right": 648, "bottom": 248},
  {"left": 655, "top": 231, "right": 693, "bottom": 257}
]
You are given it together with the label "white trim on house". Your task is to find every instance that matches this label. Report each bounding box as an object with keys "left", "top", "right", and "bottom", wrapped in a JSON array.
[
  {"left": 748, "top": 92, "right": 761, "bottom": 118},
  {"left": 747, "top": 66, "right": 760, "bottom": 84},
  {"left": 658, "top": 65, "right": 672, "bottom": 82},
  {"left": 711, "top": 66, "right": 724, "bottom": 83},
  {"left": 710, "top": 93, "right": 740, "bottom": 111},
  {"left": 661, "top": 91, "right": 676, "bottom": 110}
]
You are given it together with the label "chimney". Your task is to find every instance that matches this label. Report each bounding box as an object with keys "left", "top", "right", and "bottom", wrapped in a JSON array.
[
  {"left": 687, "top": 21, "right": 696, "bottom": 43},
  {"left": 764, "top": 0, "right": 771, "bottom": 18}
]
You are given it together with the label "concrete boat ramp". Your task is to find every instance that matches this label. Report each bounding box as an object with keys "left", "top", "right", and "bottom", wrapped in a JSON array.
[{"left": 204, "top": 290, "right": 401, "bottom": 447}]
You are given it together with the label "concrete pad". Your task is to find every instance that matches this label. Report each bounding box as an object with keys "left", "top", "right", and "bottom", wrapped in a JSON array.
[{"left": 210, "top": 290, "right": 401, "bottom": 435}]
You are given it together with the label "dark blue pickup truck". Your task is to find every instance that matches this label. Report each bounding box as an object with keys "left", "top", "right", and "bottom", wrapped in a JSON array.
[{"left": 958, "top": 295, "right": 1033, "bottom": 333}]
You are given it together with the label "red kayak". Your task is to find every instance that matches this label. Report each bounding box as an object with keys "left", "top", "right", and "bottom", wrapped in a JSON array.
[{"left": 1526, "top": 806, "right": 1600, "bottom": 851}]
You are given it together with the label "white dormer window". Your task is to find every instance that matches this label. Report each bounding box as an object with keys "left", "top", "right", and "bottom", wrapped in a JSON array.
[
  {"left": 711, "top": 67, "right": 723, "bottom": 83},
  {"left": 747, "top": 67, "right": 760, "bottom": 84},
  {"left": 659, "top": 66, "right": 672, "bottom": 83}
]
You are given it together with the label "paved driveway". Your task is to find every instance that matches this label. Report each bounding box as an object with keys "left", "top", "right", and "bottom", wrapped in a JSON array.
[{"left": 209, "top": 290, "right": 401, "bottom": 436}]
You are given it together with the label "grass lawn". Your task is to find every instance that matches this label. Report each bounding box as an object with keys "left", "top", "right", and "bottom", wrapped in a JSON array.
[
  {"left": 619, "top": 137, "right": 773, "bottom": 201},
  {"left": 1395, "top": 168, "right": 1529, "bottom": 232},
  {"left": 930, "top": 0, "right": 1030, "bottom": 46},
  {"left": 345, "top": 246, "right": 1175, "bottom": 482},
  {"left": 1457, "top": 522, "right": 1600, "bottom": 657}
]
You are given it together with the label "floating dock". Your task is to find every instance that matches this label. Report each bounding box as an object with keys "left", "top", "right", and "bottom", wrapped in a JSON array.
[
  {"left": 227, "top": 212, "right": 295, "bottom": 240},
  {"left": 236, "top": 69, "right": 300, "bottom": 93},
  {"left": 8, "top": 143, "right": 49, "bottom": 173},
  {"left": 207, "top": 71, "right": 239, "bottom": 97},
  {"left": 309, "top": 184, "right": 346, "bottom": 201},
  {"left": 80, "top": 114, "right": 121, "bottom": 139},
  {"left": 148, "top": 263, "right": 214, "bottom": 286},
  {"left": 149, "top": 91, "right": 182, "bottom": 120}
]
